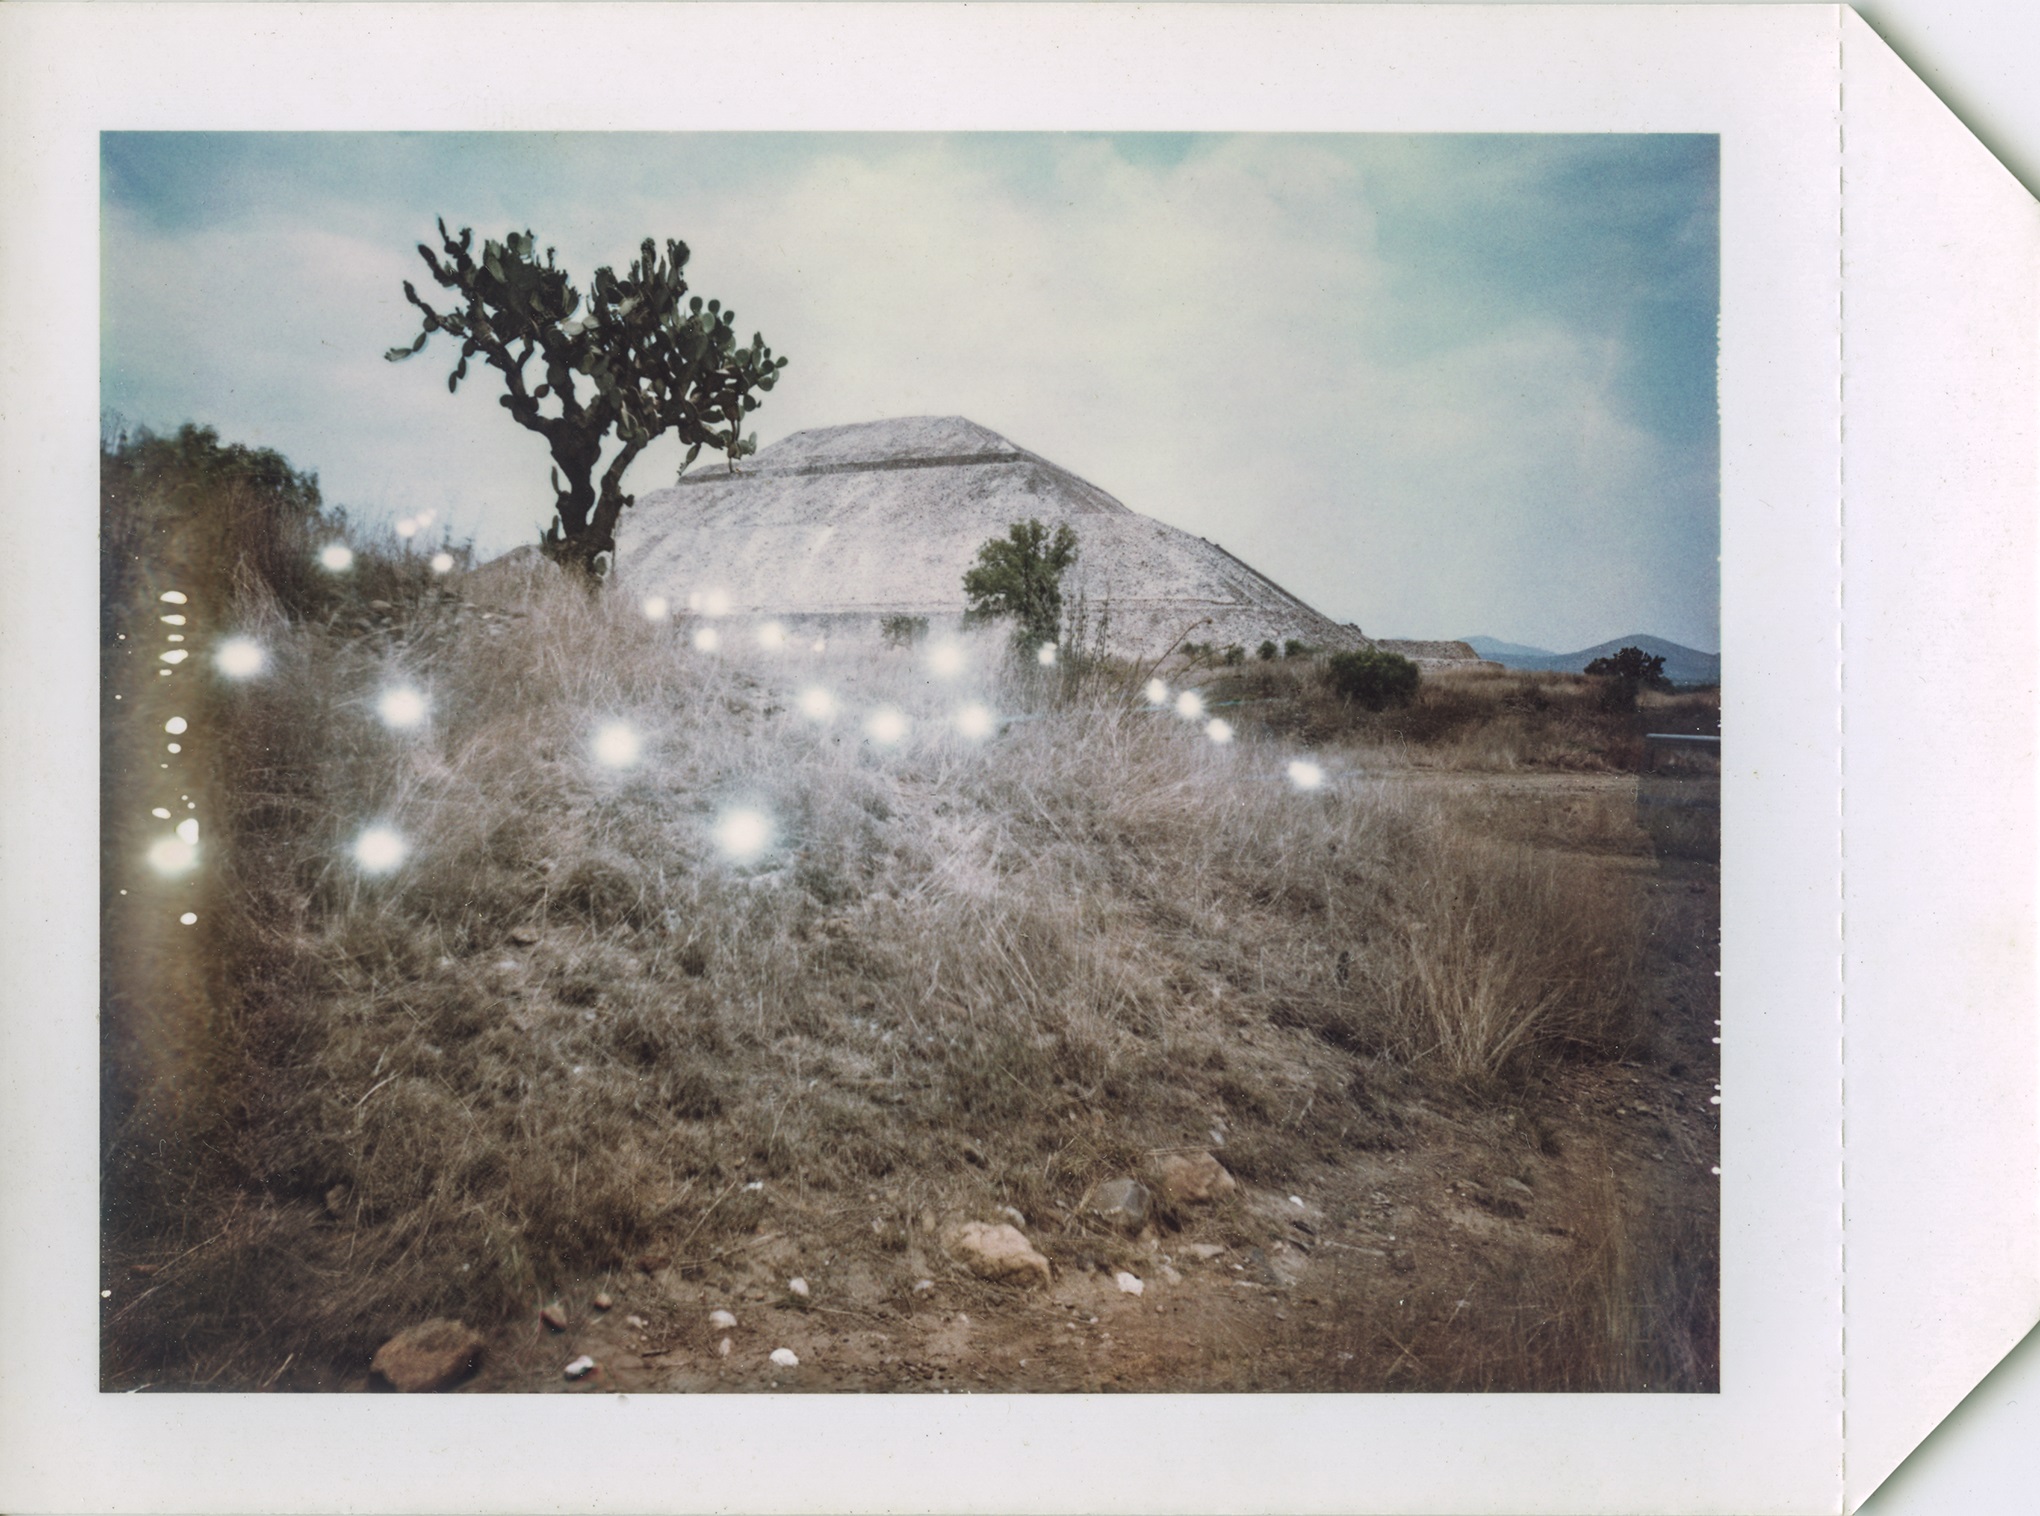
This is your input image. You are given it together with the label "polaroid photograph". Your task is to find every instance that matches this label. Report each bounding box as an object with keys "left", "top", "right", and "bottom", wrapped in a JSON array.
[{"left": 2, "top": 5, "right": 2033, "bottom": 1514}]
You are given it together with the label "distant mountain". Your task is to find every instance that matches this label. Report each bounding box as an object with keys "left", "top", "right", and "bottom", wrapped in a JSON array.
[
  {"left": 1464, "top": 635, "right": 1556, "bottom": 661},
  {"left": 1462, "top": 633, "right": 1721, "bottom": 686}
]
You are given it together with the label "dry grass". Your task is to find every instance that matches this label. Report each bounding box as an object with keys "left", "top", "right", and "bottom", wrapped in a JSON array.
[{"left": 103, "top": 542, "right": 1706, "bottom": 1389}]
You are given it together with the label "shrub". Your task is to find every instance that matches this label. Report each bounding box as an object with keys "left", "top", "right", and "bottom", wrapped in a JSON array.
[
  {"left": 1283, "top": 639, "right": 1314, "bottom": 659},
  {"left": 880, "top": 614, "right": 929, "bottom": 648},
  {"left": 1257, "top": 640, "right": 1279, "bottom": 661},
  {"left": 961, "top": 518, "right": 1079, "bottom": 654},
  {"left": 1323, "top": 648, "right": 1420, "bottom": 710}
]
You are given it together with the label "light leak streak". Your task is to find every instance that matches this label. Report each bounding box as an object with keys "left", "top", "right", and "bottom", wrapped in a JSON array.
[
  {"left": 352, "top": 825, "right": 408, "bottom": 875},
  {"left": 159, "top": 649, "right": 189, "bottom": 665},
  {"left": 592, "top": 721, "right": 643, "bottom": 769},
  {"left": 160, "top": 614, "right": 187, "bottom": 626},
  {"left": 159, "top": 591, "right": 188, "bottom": 605},
  {"left": 1174, "top": 690, "right": 1206, "bottom": 721},
  {"left": 215, "top": 637, "right": 266, "bottom": 678},
  {"left": 712, "top": 806, "right": 775, "bottom": 864}
]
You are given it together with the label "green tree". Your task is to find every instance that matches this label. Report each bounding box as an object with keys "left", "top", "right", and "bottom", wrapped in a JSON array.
[
  {"left": 1584, "top": 645, "right": 1671, "bottom": 710},
  {"left": 388, "top": 221, "right": 787, "bottom": 577},
  {"left": 961, "top": 519, "right": 1079, "bottom": 653}
]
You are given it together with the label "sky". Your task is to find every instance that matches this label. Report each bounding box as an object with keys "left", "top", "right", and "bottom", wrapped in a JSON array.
[{"left": 101, "top": 132, "right": 1718, "bottom": 652}]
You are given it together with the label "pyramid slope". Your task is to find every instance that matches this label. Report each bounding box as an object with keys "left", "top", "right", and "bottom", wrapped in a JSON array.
[{"left": 619, "top": 417, "right": 1367, "bottom": 657}]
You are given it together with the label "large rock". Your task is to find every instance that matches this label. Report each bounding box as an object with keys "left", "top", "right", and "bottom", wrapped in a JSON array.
[
  {"left": 371, "top": 1319, "right": 484, "bottom": 1392},
  {"left": 942, "top": 1221, "right": 1052, "bottom": 1289},
  {"left": 1083, "top": 1178, "right": 1152, "bottom": 1233},
  {"left": 1154, "top": 1152, "right": 1237, "bottom": 1206}
]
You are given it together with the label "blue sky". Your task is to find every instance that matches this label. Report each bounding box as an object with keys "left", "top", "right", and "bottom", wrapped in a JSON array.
[{"left": 102, "top": 132, "right": 1718, "bottom": 651}]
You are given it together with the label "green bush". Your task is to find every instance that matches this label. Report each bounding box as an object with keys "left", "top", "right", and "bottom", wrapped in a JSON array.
[
  {"left": 880, "top": 614, "right": 929, "bottom": 648},
  {"left": 1323, "top": 648, "right": 1421, "bottom": 710},
  {"left": 961, "top": 518, "right": 1078, "bottom": 654},
  {"left": 1222, "top": 644, "right": 1246, "bottom": 666},
  {"left": 1283, "top": 639, "right": 1313, "bottom": 659},
  {"left": 1257, "top": 640, "right": 1279, "bottom": 661}
]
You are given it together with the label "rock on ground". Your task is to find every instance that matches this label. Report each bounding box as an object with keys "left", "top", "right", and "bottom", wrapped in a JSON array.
[
  {"left": 371, "top": 1319, "right": 484, "bottom": 1392},
  {"left": 1083, "top": 1178, "right": 1152, "bottom": 1233},
  {"left": 942, "top": 1221, "right": 1053, "bottom": 1288},
  {"left": 1155, "top": 1152, "right": 1237, "bottom": 1206}
]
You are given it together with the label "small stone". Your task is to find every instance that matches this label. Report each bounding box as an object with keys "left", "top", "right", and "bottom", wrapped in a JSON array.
[
  {"left": 942, "top": 1221, "right": 1053, "bottom": 1289},
  {"left": 997, "top": 1205, "right": 1028, "bottom": 1230},
  {"left": 1501, "top": 1177, "right": 1535, "bottom": 1197},
  {"left": 769, "top": 1347, "right": 800, "bottom": 1368},
  {"left": 637, "top": 1253, "right": 670, "bottom": 1273},
  {"left": 1083, "top": 1178, "right": 1151, "bottom": 1233},
  {"left": 563, "top": 1354, "right": 596, "bottom": 1380},
  {"left": 1159, "top": 1263, "right": 1184, "bottom": 1285},
  {"left": 625, "top": 1314, "right": 648, "bottom": 1330},
  {"left": 1184, "top": 1242, "right": 1227, "bottom": 1262},
  {"left": 912, "top": 1279, "right": 935, "bottom": 1294},
  {"left": 708, "top": 1309, "right": 737, "bottom": 1329},
  {"left": 717, "top": 1336, "right": 732, "bottom": 1357},
  {"left": 371, "top": 1319, "right": 484, "bottom": 1392},
  {"left": 1154, "top": 1152, "right": 1237, "bottom": 1206},
  {"left": 509, "top": 925, "right": 541, "bottom": 946},
  {"left": 540, "top": 1302, "right": 569, "bottom": 1331},
  {"left": 322, "top": 1182, "right": 351, "bottom": 1219},
  {"left": 788, "top": 1277, "right": 810, "bottom": 1299},
  {"left": 1289, "top": 1195, "right": 1306, "bottom": 1208},
  {"left": 1115, "top": 1271, "right": 1145, "bottom": 1296},
  {"left": 592, "top": 1292, "right": 613, "bottom": 1311}
]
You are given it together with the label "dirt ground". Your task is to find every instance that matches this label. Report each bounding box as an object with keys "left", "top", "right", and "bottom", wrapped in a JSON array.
[{"left": 350, "top": 771, "right": 1718, "bottom": 1395}]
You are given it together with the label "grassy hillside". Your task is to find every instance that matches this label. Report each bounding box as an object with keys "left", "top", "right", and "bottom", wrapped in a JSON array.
[{"left": 102, "top": 436, "right": 1717, "bottom": 1393}]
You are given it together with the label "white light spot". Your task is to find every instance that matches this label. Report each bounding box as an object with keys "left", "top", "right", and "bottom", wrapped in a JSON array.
[
  {"left": 160, "top": 614, "right": 187, "bottom": 626},
  {"left": 430, "top": 551, "right": 455, "bottom": 575},
  {"left": 757, "top": 620, "right": 787, "bottom": 650},
  {"left": 955, "top": 702, "right": 996, "bottom": 740},
  {"left": 1710, "top": 1165, "right": 1722, "bottom": 1176},
  {"left": 147, "top": 836, "right": 198, "bottom": 877},
  {"left": 166, "top": 634, "right": 185, "bottom": 643},
  {"left": 159, "top": 649, "right": 188, "bottom": 665},
  {"left": 395, "top": 516, "right": 419, "bottom": 539},
  {"left": 158, "top": 670, "right": 172, "bottom": 677},
  {"left": 417, "top": 509, "right": 437, "bottom": 528},
  {"left": 377, "top": 686, "right": 428, "bottom": 730},
  {"left": 318, "top": 542, "right": 354, "bottom": 573},
  {"left": 641, "top": 596, "right": 670, "bottom": 622},
  {"left": 1144, "top": 678, "right": 1169, "bottom": 705},
  {"left": 215, "top": 637, "right": 266, "bottom": 679},
  {"left": 700, "top": 588, "right": 732, "bottom": 618},
  {"left": 353, "top": 825, "right": 408, "bottom": 875},
  {"left": 151, "top": 807, "right": 171, "bottom": 820},
  {"left": 927, "top": 641, "right": 967, "bottom": 678},
  {"left": 166, "top": 743, "right": 181, "bottom": 754},
  {"left": 1287, "top": 759, "right": 1326, "bottom": 792},
  {"left": 159, "top": 591, "right": 187, "bottom": 605},
  {"left": 810, "top": 637, "right": 827, "bottom": 654},
  {"left": 175, "top": 817, "right": 200, "bottom": 844},
  {"left": 796, "top": 686, "right": 838, "bottom": 722},
  {"left": 1173, "top": 690, "right": 1205, "bottom": 721},
  {"left": 1204, "top": 718, "right": 1234, "bottom": 745},
  {"left": 713, "top": 806, "right": 775, "bottom": 864},
  {"left": 164, "top": 717, "right": 188, "bottom": 735},
  {"left": 691, "top": 626, "right": 721, "bottom": 653},
  {"left": 179, "top": 912, "right": 198, "bottom": 926},
  {"left": 1036, "top": 643, "right": 1058, "bottom": 667},
  {"left": 591, "top": 722, "right": 642, "bottom": 769},
  {"left": 864, "top": 706, "right": 908, "bottom": 747}
]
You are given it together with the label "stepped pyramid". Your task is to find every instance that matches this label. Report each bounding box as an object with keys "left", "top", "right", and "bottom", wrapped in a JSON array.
[{"left": 618, "top": 416, "right": 1370, "bottom": 657}]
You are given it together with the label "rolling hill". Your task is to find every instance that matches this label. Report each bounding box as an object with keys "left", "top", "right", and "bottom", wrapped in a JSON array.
[{"left": 1463, "top": 634, "right": 1720, "bottom": 686}]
